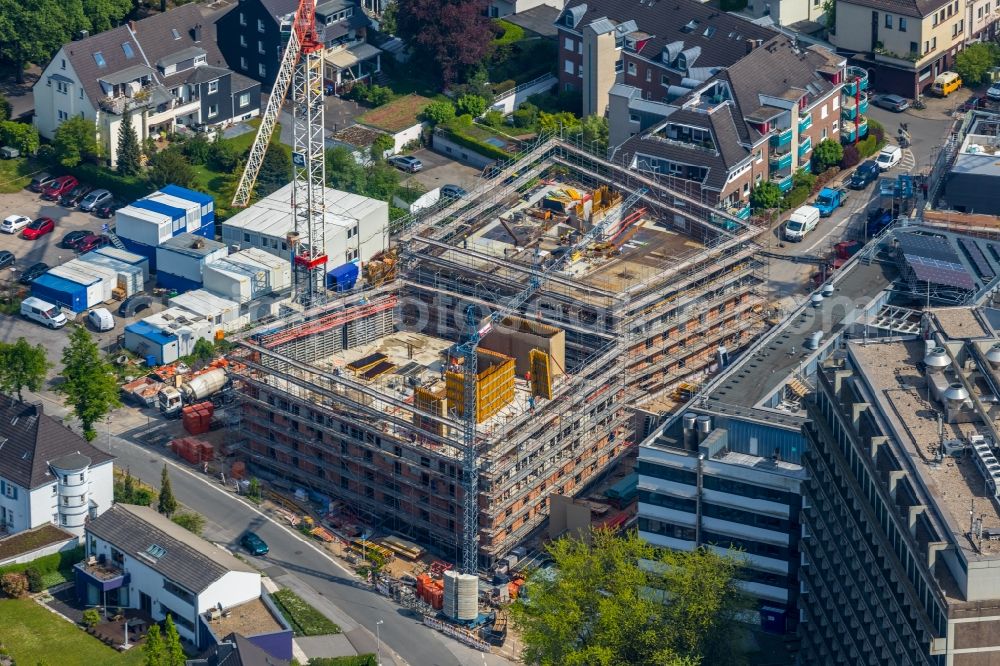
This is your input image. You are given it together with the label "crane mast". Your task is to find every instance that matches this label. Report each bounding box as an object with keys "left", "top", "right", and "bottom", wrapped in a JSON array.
[{"left": 231, "top": 0, "right": 327, "bottom": 306}]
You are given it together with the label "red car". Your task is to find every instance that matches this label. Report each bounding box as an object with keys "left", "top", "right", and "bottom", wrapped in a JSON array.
[
  {"left": 41, "top": 175, "right": 78, "bottom": 201},
  {"left": 21, "top": 217, "right": 55, "bottom": 240},
  {"left": 75, "top": 233, "right": 110, "bottom": 253}
]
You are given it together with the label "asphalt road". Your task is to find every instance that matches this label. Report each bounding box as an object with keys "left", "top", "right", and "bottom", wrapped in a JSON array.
[{"left": 106, "top": 428, "right": 512, "bottom": 666}]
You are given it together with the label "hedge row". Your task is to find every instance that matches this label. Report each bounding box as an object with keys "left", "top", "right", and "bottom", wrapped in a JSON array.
[
  {"left": 0, "top": 546, "right": 84, "bottom": 577},
  {"left": 439, "top": 125, "right": 510, "bottom": 161},
  {"left": 65, "top": 162, "right": 152, "bottom": 202}
]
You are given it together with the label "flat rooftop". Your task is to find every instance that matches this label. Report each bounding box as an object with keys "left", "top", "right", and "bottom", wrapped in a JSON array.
[
  {"left": 702, "top": 259, "right": 897, "bottom": 422},
  {"left": 850, "top": 339, "right": 1000, "bottom": 557},
  {"left": 201, "top": 597, "right": 283, "bottom": 639}
]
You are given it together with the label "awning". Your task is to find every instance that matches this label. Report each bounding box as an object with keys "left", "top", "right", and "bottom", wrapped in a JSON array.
[{"left": 326, "top": 43, "right": 381, "bottom": 70}]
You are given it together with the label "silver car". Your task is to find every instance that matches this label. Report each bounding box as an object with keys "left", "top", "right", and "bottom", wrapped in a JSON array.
[{"left": 79, "top": 188, "right": 113, "bottom": 212}]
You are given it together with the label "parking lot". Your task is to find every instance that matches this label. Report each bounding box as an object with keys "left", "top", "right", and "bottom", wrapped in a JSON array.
[{"left": 401, "top": 148, "right": 483, "bottom": 193}]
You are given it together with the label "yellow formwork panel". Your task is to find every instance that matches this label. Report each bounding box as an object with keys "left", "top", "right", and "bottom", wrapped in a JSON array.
[
  {"left": 529, "top": 349, "right": 553, "bottom": 400},
  {"left": 414, "top": 386, "right": 447, "bottom": 436},
  {"left": 445, "top": 349, "right": 516, "bottom": 423}
]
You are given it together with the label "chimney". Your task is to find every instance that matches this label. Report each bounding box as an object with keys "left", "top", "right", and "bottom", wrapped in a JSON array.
[
  {"left": 193, "top": 24, "right": 202, "bottom": 42},
  {"left": 128, "top": 20, "right": 136, "bottom": 31},
  {"left": 746, "top": 38, "right": 756, "bottom": 54}
]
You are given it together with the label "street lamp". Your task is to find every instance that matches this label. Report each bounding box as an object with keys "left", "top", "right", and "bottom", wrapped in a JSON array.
[{"left": 375, "top": 618, "right": 383, "bottom": 666}]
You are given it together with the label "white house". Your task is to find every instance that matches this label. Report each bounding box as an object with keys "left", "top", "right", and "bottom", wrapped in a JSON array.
[
  {"left": 34, "top": 4, "right": 261, "bottom": 166},
  {"left": 0, "top": 396, "right": 114, "bottom": 538},
  {"left": 76, "top": 504, "right": 262, "bottom": 648}
]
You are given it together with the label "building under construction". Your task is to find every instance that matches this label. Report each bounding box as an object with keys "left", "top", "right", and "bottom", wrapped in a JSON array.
[{"left": 228, "top": 133, "right": 768, "bottom": 567}]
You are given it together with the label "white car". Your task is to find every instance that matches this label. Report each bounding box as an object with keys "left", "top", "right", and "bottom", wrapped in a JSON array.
[
  {"left": 988, "top": 83, "right": 1000, "bottom": 102},
  {"left": 875, "top": 145, "right": 902, "bottom": 171},
  {"left": 87, "top": 307, "right": 115, "bottom": 332},
  {"left": 1, "top": 215, "right": 31, "bottom": 234}
]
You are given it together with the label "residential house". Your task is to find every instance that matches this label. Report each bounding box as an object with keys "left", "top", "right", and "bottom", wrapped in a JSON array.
[
  {"left": 0, "top": 396, "right": 113, "bottom": 538},
  {"left": 34, "top": 4, "right": 261, "bottom": 167},
  {"left": 488, "top": 0, "right": 565, "bottom": 19},
  {"left": 75, "top": 504, "right": 263, "bottom": 649},
  {"left": 831, "top": 0, "right": 998, "bottom": 97},
  {"left": 611, "top": 36, "right": 853, "bottom": 219},
  {"left": 216, "top": 0, "right": 380, "bottom": 94},
  {"left": 187, "top": 632, "right": 290, "bottom": 666},
  {"left": 740, "top": 0, "right": 829, "bottom": 33},
  {"left": 554, "top": 0, "right": 775, "bottom": 118}
]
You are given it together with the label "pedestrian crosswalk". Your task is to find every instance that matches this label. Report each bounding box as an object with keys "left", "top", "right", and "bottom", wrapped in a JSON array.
[{"left": 900, "top": 148, "right": 916, "bottom": 172}]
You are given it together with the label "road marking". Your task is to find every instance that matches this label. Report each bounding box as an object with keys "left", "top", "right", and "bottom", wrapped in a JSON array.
[{"left": 900, "top": 149, "right": 916, "bottom": 172}]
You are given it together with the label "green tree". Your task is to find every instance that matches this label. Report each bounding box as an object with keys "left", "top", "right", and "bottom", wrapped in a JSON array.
[
  {"left": 822, "top": 0, "right": 836, "bottom": 31},
  {"left": 158, "top": 465, "right": 177, "bottom": 517},
  {"left": 812, "top": 138, "right": 844, "bottom": 173},
  {"left": 82, "top": 0, "right": 131, "bottom": 34},
  {"left": 511, "top": 530, "right": 745, "bottom": 666},
  {"left": 455, "top": 93, "right": 487, "bottom": 118},
  {"left": 0, "top": 338, "right": 50, "bottom": 401},
  {"left": 370, "top": 133, "right": 394, "bottom": 159},
  {"left": 379, "top": 0, "right": 397, "bottom": 35},
  {"left": 364, "top": 161, "right": 401, "bottom": 201},
  {"left": 421, "top": 100, "right": 456, "bottom": 125},
  {"left": 954, "top": 42, "right": 1000, "bottom": 86},
  {"left": 578, "top": 114, "right": 609, "bottom": 154},
  {"left": 122, "top": 467, "right": 135, "bottom": 501},
  {"left": 248, "top": 477, "right": 261, "bottom": 502},
  {"left": 191, "top": 338, "right": 215, "bottom": 367},
  {"left": 0, "top": 94, "right": 11, "bottom": 121},
  {"left": 538, "top": 111, "right": 581, "bottom": 135},
  {"left": 256, "top": 143, "right": 292, "bottom": 198},
  {"left": 53, "top": 115, "right": 99, "bottom": 167},
  {"left": 750, "top": 181, "right": 783, "bottom": 210},
  {"left": 171, "top": 511, "right": 205, "bottom": 535},
  {"left": 0, "top": 121, "right": 39, "bottom": 155},
  {"left": 143, "top": 623, "right": 164, "bottom": 666},
  {"left": 163, "top": 615, "right": 185, "bottom": 666},
  {"left": 57, "top": 326, "right": 120, "bottom": 441},
  {"left": 148, "top": 147, "right": 195, "bottom": 189},
  {"left": 325, "top": 146, "right": 368, "bottom": 193},
  {"left": 0, "top": 0, "right": 88, "bottom": 83},
  {"left": 116, "top": 106, "right": 141, "bottom": 177}
]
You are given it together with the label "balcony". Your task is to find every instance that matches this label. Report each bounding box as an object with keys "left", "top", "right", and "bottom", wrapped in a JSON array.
[
  {"left": 770, "top": 149, "right": 793, "bottom": 171},
  {"left": 770, "top": 127, "right": 793, "bottom": 148},
  {"left": 74, "top": 557, "right": 130, "bottom": 592},
  {"left": 843, "top": 66, "right": 869, "bottom": 95},
  {"left": 841, "top": 120, "right": 859, "bottom": 144},
  {"left": 841, "top": 93, "right": 869, "bottom": 120},
  {"left": 798, "top": 136, "right": 813, "bottom": 157},
  {"left": 771, "top": 173, "right": 794, "bottom": 193},
  {"left": 798, "top": 157, "right": 812, "bottom": 173},
  {"left": 798, "top": 114, "right": 813, "bottom": 133}
]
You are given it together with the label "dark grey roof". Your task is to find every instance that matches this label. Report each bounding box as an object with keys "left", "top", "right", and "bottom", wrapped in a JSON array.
[
  {"left": 231, "top": 72, "right": 260, "bottom": 93},
  {"left": 316, "top": 0, "right": 353, "bottom": 15},
  {"left": 259, "top": 0, "right": 297, "bottom": 20},
  {"left": 190, "top": 633, "right": 289, "bottom": 666},
  {"left": 59, "top": 4, "right": 235, "bottom": 109},
  {"left": 0, "top": 396, "right": 113, "bottom": 490},
  {"left": 184, "top": 65, "right": 232, "bottom": 86},
  {"left": 156, "top": 45, "right": 207, "bottom": 69},
  {"left": 100, "top": 63, "right": 156, "bottom": 86},
  {"left": 48, "top": 452, "right": 92, "bottom": 471},
  {"left": 840, "top": 0, "right": 952, "bottom": 18},
  {"left": 558, "top": 0, "right": 775, "bottom": 69},
  {"left": 87, "top": 504, "right": 257, "bottom": 594}
]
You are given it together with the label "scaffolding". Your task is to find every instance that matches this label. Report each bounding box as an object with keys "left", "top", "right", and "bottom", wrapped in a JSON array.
[{"left": 228, "top": 133, "right": 766, "bottom": 568}]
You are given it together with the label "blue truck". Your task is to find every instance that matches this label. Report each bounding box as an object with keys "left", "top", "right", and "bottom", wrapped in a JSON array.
[{"left": 813, "top": 186, "right": 849, "bottom": 217}]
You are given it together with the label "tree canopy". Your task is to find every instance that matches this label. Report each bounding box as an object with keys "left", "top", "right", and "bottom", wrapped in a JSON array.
[
  {"left": 511, "top": 530, "right": 747, "bottom": 666},
  {"left": 53, "top": 116, "right": 100, "bottom": 167},
  {"left": 750, "top": 181, "right": 783, "bottom": 210},
  {"left": 812, "top": 138, "right": 844, "bottom": 173},
  {"left": 0, "top": 338, "right": 51, "bottom": 401},
  {"left": 954, "top": 42, "right": 1000, "bottom": 86},
  {"left": 116, "top": 107, "right": 141, "bottom": 177},
  {"left": 396, "top": 0, "right": 494, "bottom": 84},
  {"left": 57, "top": 325, "right": 121, "bottom": 441},
  {"left": 256, "top": 143, "right": 292, "bottom": 198},
  {"left": 148, "top": 146, "right": 195, "bottom": 189},
  {"left": 158, "top": 465, "right": 177, "bottom": 517}
]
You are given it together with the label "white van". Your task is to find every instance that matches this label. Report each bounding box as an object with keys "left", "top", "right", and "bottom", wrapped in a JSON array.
[
  {"left": 784, "top": 205, "right": 821, "bottom": 242},
  {"left": 21, "top": 297, "right": 68, "bottom": 329}
]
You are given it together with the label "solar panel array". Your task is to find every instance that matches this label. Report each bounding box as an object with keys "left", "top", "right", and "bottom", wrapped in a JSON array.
[
  {"left": 898, "top": 232, "right": 977, "bottom": 291},
  {"left": 959, "top": 237, "right": 995, "bottom": 279},
  {"left": 897, "top": 233, "right": 960, "bottom": 262}
]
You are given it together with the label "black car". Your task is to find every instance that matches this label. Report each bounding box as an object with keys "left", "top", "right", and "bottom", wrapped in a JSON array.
[
  {"left": 27, "top": 172, "right": 54, "bottom": 193},
  {"left": 866, "top": 207, "right": 893, "bottom": 237},
  {"left": 850, "top": 160, "right": 880, "bottom": 189},
  {"left": 0, "top": 251, "right": 15, "bottom": 269},
  {"left": 59, "top": 183, "right": 93, "bottom": 208},
  {"left": 94, "top": 199, "right": 123, "bottom": 219},
  {"left": 61, "top": 230, "right": 93, "bottom": 249},
  {"left": 18, "top": 262, "right": 48, "bottom": 285}
]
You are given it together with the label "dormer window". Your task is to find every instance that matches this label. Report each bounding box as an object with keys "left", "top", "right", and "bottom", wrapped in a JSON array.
[
  {"left": 624, "top": 36, "right": 637, "bottom": 51},
  {"left": 194, "top": 54, "right": 206, "bottom": 65},
  {"left": 563, "top": 13, "right": 575, "bottom": 27},
  {"left": 676, "top": 54, "right": 687, "bottom": 71}
]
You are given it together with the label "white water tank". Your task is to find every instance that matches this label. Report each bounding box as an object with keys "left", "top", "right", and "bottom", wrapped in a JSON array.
[{"left": 443, "top": 570, "right": 479, "bottom": 621}]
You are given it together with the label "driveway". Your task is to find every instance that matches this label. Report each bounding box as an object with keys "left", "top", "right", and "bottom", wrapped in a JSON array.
[
  {"left": 0, "top": 65, "right": 40, "bottom": 120},
  {"left": 400, "top": 149, "right": 482, "bottom": 194}
]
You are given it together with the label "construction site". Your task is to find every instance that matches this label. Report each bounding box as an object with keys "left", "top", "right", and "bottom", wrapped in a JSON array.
[{"left": 227, "top": 134, "right": 769, "bottom": 568}]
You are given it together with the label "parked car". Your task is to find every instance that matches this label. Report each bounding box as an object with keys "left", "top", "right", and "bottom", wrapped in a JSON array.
[
  {"left": 0, "top": 251, "right": 15, "bottom": 269},
  {"left": 61, "top": 229, "right": 92, "bottom": 249},
  {"left": 87, "top": 308, "right": 115, "bottom": 332},
  {"left": 875, "top": 145, "right": 903, "bottom": 171},
  {"left": 959, "top": 95, "right": 989, "bottom": 112},
  {"left": 75, "top": 234, "right": 110, "bottom": 253},
  {"left": 118, "top": 293, "right": 153, "bottom": 317},
  {"left": 872, "top": 94, "right": 910, "bottom": 112},
  {"left": 0, "top": 146, "right": 20, "bottom": 159},
  {"left": 850, "top": 160, "right": 880, "bottom": 189},
  {"left": 441, "top": 184, "right": 468, "bottom": 199},
  {"left": 80, "top": 188, "right": 113, "bottom": 213},
  {"left": 989, "top": 83, "right": 1000, "bottom": 102},
  {"left": 1, "top": 215, "right": 31, "bottom": 234},
  {"left": 59, "top": 183, "right": 93, "bottom": 207},
  {"left": 18, "top": 262, "right": 48, "bottom": 284},
  {"left": 866, "top": 207, "right": 893, "bottom": 237},
  {"left": 21, "top": 297, "right": 67, "bottom": 329},
  {"left": 41, "top": 175, "right": 79, "bottom": 201},
  {"left": 241, "top": 531, "right": 269, "bottom": 556},
  {"left": 388, "top": 155, "right": 423, "bottom": 173},
  {"left": 28, "top": 172, "right": 54, "bottom": 192},
  {"left": 21, "top": 217, "right": 55, "bottom": 240}
]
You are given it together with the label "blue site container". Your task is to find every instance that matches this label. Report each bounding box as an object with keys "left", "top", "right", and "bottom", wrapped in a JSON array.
[
  {"left": 326, "top": 262, "right": 359, "bottom": 291},
  {"left": 159, "top": 184, "right": 215, "bottom": 227},
  {"left": 31, "top": 273, "right": 87, "bottom": 312}
]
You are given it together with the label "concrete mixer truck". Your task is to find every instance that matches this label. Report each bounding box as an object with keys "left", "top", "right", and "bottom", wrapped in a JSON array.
[{"left": 158, "top": 367, "right": 230, "bottom": 418}]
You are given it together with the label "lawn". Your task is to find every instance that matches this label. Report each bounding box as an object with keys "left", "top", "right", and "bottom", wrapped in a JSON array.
[
  {"left": 0, "top": 156, "right": 36, "bottom": 193},
  {"left": 358, "top": 95, "right": 433, "bottom": 133},
  {"left": 271, "top": 588, "right": 341, "bottom": 636},
  {"left": 0, "top": 598, "right": 146, "bottom": 666}
]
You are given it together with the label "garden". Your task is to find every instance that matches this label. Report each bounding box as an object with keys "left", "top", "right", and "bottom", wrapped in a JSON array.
[{"left": 270, "top": 588, "right": 341, "bottom": 637}]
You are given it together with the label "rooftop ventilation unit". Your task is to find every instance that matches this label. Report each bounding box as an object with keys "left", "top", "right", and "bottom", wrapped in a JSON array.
[{"left": 924, "top": 347, "right": 950, "bottom": 374}]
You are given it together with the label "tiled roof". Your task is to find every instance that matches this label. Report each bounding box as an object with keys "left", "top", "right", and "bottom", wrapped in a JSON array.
[
  {"left": 0, "top": 396, "right": 113, "bottom": 490},
  {"left": 191, "top": 633, "right": 289, "bottom": 666},
  {"left": 839, "top": 0, "right": 951, "bottom": 18},
  {"left": 86, "top": 504, "right": 257, "bottom": 594},
  {"left": 61, "top": 4, "right": 233, "bottom": 108},
  {"left": 259, "top": 0, "right": 297, "bottom": 21},
  {"left": 559, "top": 0, "right": 776, "bottom": 69}
]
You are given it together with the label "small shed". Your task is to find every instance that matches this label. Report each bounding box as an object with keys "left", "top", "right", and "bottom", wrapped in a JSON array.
[
  {"left": 169, "top": 289, "right": 246, "bottom": 332},
  {"left": 156, "top": 234, "right": 229, "bottom": 292},
  {"left": 31, "top": 273, "right": 87, "bottom": 312}
]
